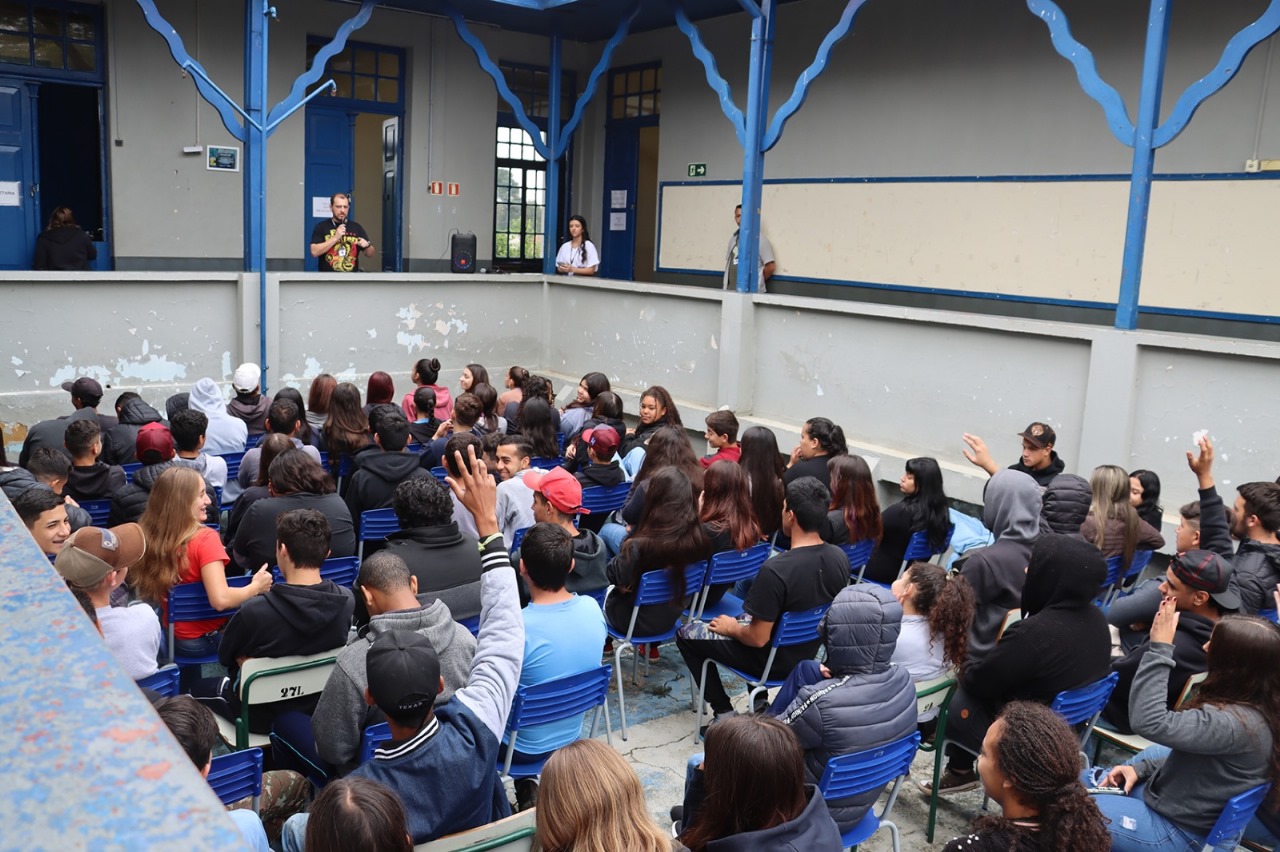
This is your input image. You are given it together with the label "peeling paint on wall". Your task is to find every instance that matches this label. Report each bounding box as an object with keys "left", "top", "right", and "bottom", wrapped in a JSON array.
[{"left": 397, "top": 304, "right": 423, "bottom": 330}]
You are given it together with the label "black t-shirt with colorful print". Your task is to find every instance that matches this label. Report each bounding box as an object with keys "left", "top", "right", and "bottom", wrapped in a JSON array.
[{"left": 311, "top": 218, "right": 369, "bottom": 272}]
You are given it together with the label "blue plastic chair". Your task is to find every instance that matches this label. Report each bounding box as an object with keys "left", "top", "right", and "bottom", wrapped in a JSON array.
[
  {"left": 80, "top": 499, "right": 112, "bottom": 526},
  {"left": 607, "top": 561, "right": 707, "bottom": 740},
  {"left": 897, "top": 524, "right": 955, "bottom": 579},
  {"left": 842, "top": 539, "right": 876, "bottom": 584},
  {"left": 135, "top": 665, "right": 179, "bottom": 697},
  {"left": 583, "top": 587, "right": 607, "bottom": 608},
  {"left": 166, "top": 574, "right": 252, "bottom": 666},
  {"left": 1260, "top": 609, "right": 1279, "bottom": 625},
  {"left": 691, "top": 542, "right": 771, "bottom": 620},
  {"left": 694, "top": 604, "right": 830, "bottom": 738},
  {"left": 207, "top": 747, "right": 263, "bottom": 811},
  {"left": 580, "top": 482, "right": 632, "bottom": 515},
  {"left": 528, "top": 456, "right": 564, "bottom": 471},
  {"left": 357, "top": 508, "right": 401, "bottom": 560},
  {"left": 511, "top": 526, "right": 530, "bottom": 551},
  {"left": 1202, "top": 783, "right": 1271, "bottom": 851},
  {"left": 458, "top": 614, "right": 480, "bottom": 636},
  {"left": 501, "top": 665, "right": 614, "bottom": 779},
  {"left": 361, "top": 722, "right": 392, "bottom": 764},
  {"left": 244, "top": 433, "right": 265, "bottom": 449},
  {"left": 1100, "top": 550, "right": 1155, "bottom": 604},
  {"left": 217, "top": 451, "right": 246, "bottom": 485},
  {"left": 430, "top": 465, "right": 449, "bottom": 482},
  {"left": 818, "top": 732, "right": 921, "bottom": 852},
  {"left": 122, "top": 462, "right": 142, "bottom": 483},
  {"left": 271, "top": 555, "right": 360, "bottom": 587}
]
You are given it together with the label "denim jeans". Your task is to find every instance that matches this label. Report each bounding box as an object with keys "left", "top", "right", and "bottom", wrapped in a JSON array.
[
  {"left": 281, "top": 813, "right": 307, "bottom": 852},
  {"left": 1089, "top": 746, "right": 1214, "bottom": 852},
  {"left": 767, "top": 659, "right": 826, "bottom": 716},
  {"left": 600, "top": 522, "right": 628, "bottom": 558},
  {"left": 174, "top": 630, "right": 223, "bottom": 691}
]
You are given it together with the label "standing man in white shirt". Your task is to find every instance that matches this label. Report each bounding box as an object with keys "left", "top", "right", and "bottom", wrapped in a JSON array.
[{"left": 723, "top": 204, "right": 776, "bottom": 294}]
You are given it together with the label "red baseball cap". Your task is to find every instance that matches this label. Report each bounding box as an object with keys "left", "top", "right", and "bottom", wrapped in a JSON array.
[
  {"left": 582, "top": 425, "right": 620, "bottom": 457},
  {"left": 136, "top": 422, "right": 175, "bottom": 464},
  {"left": 524, "top": 467, "right": 589, "bottom": 515}
]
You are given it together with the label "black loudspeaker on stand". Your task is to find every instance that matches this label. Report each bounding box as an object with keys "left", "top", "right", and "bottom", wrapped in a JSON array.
[{"left": 451, "top": 232, "right": 476, "bottom": 274}]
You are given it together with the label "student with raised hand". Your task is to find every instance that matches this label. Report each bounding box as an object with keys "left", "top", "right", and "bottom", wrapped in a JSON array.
[
  {"left": 942, "top": 701, "right": 1111, "bottom": 851},
  {"left": 962, "top": 421, "right": 1065, "bottom": 489},
  {"left": 535, "top": 739, "right": 670, "bottom": 852},
  {"left": 283, "top": 445, "right": 523, "bottom": 850},
  {"left": 1091, "top": 604, "right": 1280, "bottom": 851},
  {"left": 864, "top": 457, "right": 950, "bottom": 586},
  {"left": 784, "top": 416, "right": 846, "bottom": 488}
]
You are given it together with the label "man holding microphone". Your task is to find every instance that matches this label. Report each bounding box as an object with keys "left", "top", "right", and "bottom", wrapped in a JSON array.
[{"left": 310, "top": 192, "right": 374, "bottom": 272}]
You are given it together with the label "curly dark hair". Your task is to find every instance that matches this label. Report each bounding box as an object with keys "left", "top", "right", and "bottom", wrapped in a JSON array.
[
  {"left": 903, "top": 562, "right": 974, "bottom": 671},
  {"left": 640, "top": 385, "right": 682, "bottom": 428},
  {"left": 968, "top": 701, "right": 1111, "bottom": 851},
  {"left": 392, "top": 475, "right": 454, "bottom": 528}
]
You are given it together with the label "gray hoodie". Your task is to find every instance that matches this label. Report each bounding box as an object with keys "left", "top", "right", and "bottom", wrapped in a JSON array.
[
  {"left": 188, "top": 378, "right": 247, "bottom": 455},
  {"left": 958, "top": 470, "right": 1041, "bottom": 664},
  {"left": 311, "top": 601, "right": 477, "bottom": 775}
]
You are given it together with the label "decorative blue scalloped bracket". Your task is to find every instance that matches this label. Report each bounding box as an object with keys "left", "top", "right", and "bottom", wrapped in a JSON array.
[
  {"left": 671, "top": 2, "right": 747, "bottom": 148},
  {"left": 266, "top": 2, "right": 375, "bottom": 132},
  {"left": 555, "top": 4, "right": 639, "bottom": 158},
  {"left": 762, "top": 0, "right": 866, "bottom": 153}
]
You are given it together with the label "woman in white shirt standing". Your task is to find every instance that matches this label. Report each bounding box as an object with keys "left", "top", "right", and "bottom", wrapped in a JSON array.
[{"left": 555, "top": 215, "right": 599, "bottom": 276}]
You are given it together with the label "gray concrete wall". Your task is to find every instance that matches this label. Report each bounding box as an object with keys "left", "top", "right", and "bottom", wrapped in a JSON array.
[{"left": 4, "top": 275, "right": 1277, "bottom": 524}]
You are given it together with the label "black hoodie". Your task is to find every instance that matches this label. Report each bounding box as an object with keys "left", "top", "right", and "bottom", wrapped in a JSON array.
[
  {"left": 344, "top": 451, "right": 428, "bottom": 523},
  {"left": 101, "top": 398, "right": 164, "bottom": 466},
  {"left": 218, "top": 579, "right": 355, "bottom": 729},
  {"left": 33, "top": 225, "right": 96, "bottom": 270},
  {"left": 1007, "top": 450, "right": 1066, "bottom": 488},
  {"left": 65, "top": 461, "right": 126, "bottom": 502}
]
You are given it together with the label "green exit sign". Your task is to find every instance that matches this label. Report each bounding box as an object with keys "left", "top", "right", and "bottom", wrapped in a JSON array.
[{"left": 687, "top": 163, "right": 707, "bottom": 177}]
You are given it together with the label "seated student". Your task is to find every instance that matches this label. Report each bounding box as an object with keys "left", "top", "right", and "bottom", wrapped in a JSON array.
[
  {"left": 512, "top": 397, "right": 558, "bottom": 459},
  {"left": 154, "top": 696, "right": 272, "bottom": 851},
  {"left": 514, "top": 466, "right": 608, "bottom": 597},
  {"left": 509, "top": 523, "right": 607, "bottom": 809},
  {"left": 170, "top": 409, "right": 229, "bottom": 491},
  {"left": 54, "top": 524, "right": 158, "bottom": 680},
  {"left": 470, "top": 382, "right": 509, "bottom": 436},
  {"left": 1229, "top": 480, "right": 1280, "bottom": 615},
  {"left": 1091, "top": 608, "right": 1279, "bottom": 852},
  {"left": 11, "top": 447, "right": 93, "bottom": 531},
  {"left": 942, "top": 701, "right": 1111, "bottom": 851},
  {"left": 320, "top": 382, "right": 375, "bottom": 468},
  {"left": 100, "top": 391, "right": 164, "bottom": 466},
  {"left": 310, "top": 550, "right": 476, "bottom": 776},
  {"left": 304, "top": 777, "right": 412, "bottom": 852},
  {"left": 493, "top": 436, "right": 536, "bottom": 548},
  {"left": 739, "top": 425, "right": 786, "bottom": 543},
  {"left": 1130, "top": 468, "right": 1164, "bottom": 531},
  {"left": 561, "top": 390, "right": 626, "bottom": 476},
  {"left": 675, "top": 715, "right": 842, "bottom": 850},
  {"left": 63, "top": 419, "right": 126, "bottom": 502},
  {"left": 420, "top": 392, "right": 483, "bottom": 471},
  {"left": 557, "top": 371, "right": 607, "bottom": 438},
  {"left": 502, "top": 374, "right": 561, "bottom": 436},
  {"left": 962, "top": 421, "right": 1065, "bottom": 488},
  {"left": 226, "top": 363, "right": 270, "bottom": 436},
  {"left": 619, "top": 385, "right": 681, "bottom": 459},
  {"left": 677, "top": 476, "right": 847, "bottom": 724},
  {"left": 957, "top": 470, "right": 1042, "bottom": 666},
  {"left": 572, "top": 425, "right": 626, "bottom": 490},
  {"left": 225, "top": 433, "right": 294, "bottom": 546},
  {"left": 699, "top": 410, "right": 741, "bottom": 468},
  {"left": 479, "top": 430, "right": 504, "bottom": 478},
  {"left": 783, "top": 416, "right": 845, "bottom": 488},
  {"left": 228, "top": 398, "right": 322, "bottom": 503},
  {"left": 13, "top": 486, "right": 71, "bottom": 558},
  {"left": 18, "top": 376, "right": 112, "bottom": 467},
  {"left": 344, "top": 413, "right": 426, "bottom": 525},
  {"left": 1078, "top": 464, "right": 1165, "bottom": 564},
  {"left": 373, "top": 476, "right": 483, "bottom": 626},
  {"left": 406, "top": 386, "right": 441, "bottom": 447},
  {"left": 763, "top": 584, "right": 917, "bottom": 834},
  {"left": 1037, "top": 472, "right": 1091, "bottom": 535},
  {"left": 216, "top": 509, "right": 355, "bottom": 731},
  {"left": 272, "top": 387, "right": 317, "bottom": 447},
  {"left": 863, "top": 457, "right": 950, "bottom": 585},
  {"left": 286, "top": 452, "right": 522, "bottom": 848},
  {"left": 108, "top": 422, "right": 218, "bottom": 526},
  {"left": 926, "top": 534, "right": 1111, "bottom": 796},
  {"left": 498, "top": 365, "right": 528, "bottom": 411},
  {"left": 890, "top": 562, "right": 975, "bottom": 727},
  {"left": 821, "top": 453, "right": 882, "bottom": 546},
  {"left": 698, "top": 461, "right": 762, "bottom": 610},
  {"left": 232, "top": 450, "right": 355, "bottom": 574},
  {"left": 1099, "top": 550, "right": 1237, "bottom": 733},
  {"left": 188, "top": 376, "right": 247, "bottom": 455},
  {"left": 441, "top": 432, "right": 482, "bottom": 538},
  {"left": 601, "top": 426, "right": 704, "bottom": 554},
  {"left": 536, "top": 739, "right": 671, "bottom": 852}
]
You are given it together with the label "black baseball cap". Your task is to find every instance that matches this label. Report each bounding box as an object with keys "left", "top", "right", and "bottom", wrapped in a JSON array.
[
  {"left": 1017, "top": 422, "right": 1057, "bottom": 449},
  {"left": 1172, "top": 550, "right": 1240, "bottom": 611},
  {"left": 366, "top": 630, "right": 441, "bottom": 719},
  {"left": 62, "top": 377, "right": 103, "bottom": 399}
]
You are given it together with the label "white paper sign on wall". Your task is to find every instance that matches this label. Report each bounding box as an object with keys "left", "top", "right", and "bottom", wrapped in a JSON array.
[
  {"left": 311, "top": 197, "right": 331, "bottom": 218},
  {"left": 0, "top": 182, "right": 22, "bottom": 207},
  {"left": 610, "top": 212, "right": 626, "bottom": 231}
]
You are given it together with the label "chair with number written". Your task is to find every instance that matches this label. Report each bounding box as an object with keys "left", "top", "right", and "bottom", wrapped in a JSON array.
[{"left": 215, "top": 648, "right": 343, "bottom": 750}]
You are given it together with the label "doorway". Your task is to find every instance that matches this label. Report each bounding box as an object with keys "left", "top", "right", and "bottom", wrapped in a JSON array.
[
  {"left": 600, "top": 63, "right": 660, "bottom": 281},
  {"left": 37, "top": 83, "right": 104, "bottom": 246}
]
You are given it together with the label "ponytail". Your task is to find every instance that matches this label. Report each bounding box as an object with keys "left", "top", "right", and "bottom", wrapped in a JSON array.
[{"left": 906, "top": 563, "right": 975, "bottom": 671}]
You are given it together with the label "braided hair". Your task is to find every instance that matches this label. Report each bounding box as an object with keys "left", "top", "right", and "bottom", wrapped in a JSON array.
[{"left": 969, "top": 701, "right": 1111, "bottom": 850}]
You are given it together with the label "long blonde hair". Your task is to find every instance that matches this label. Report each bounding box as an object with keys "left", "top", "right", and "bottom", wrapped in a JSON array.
[
  {"left": 134, "top": 467, "right": 205, "bottom": 603},
  {"left": 534, "top": 740, "right": 669, "bottom": 852},
  {"left": 1088, "top": 464, "right": 1141, "bottom": 569}
]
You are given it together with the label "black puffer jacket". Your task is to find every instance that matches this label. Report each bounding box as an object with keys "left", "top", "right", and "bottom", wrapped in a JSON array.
[
  {"left": 0, "top": 472, "right": 91, "bottom": 530},
  {"left": 1038, "top": 473, "right": 1091, "bottom": 536},
  {"left": 777, "top": 584, "right": 917, "bottom": 834},
  {"left": 101, "top": 398, "right": 164, "bottom": 465},
  {"left": 1234, "top": 539, "right": 1280, "bottom": 615},
  {"left": 107, "top": 460, "right": 217, "bottom": 526}
]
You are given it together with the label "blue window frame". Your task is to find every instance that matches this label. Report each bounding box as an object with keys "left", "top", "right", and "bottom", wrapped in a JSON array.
[
  {"left": 0, "top": 0, "right": 102, "bottom": 81},
  {"left": 305, "top": 38, "right": 405, "bottom": 110}
]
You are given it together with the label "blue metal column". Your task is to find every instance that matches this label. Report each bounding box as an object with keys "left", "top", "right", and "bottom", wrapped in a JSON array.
[
  {"left": 544, "top": 33, "right": 563, "bottom": 276},
  {"left": 1116, "top": 0, "right": 1172, "bottom": 331},
  {"left": 735, "top": 0, "right": 775, "bottom": 293},
  {"left": 246, "top": 1, "right": 270, "bottom": 386}
]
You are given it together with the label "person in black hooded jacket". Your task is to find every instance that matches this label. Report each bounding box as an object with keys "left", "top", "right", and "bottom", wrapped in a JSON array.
[
  {"left": 344, "top": 415, "right": 427, "bottom": 533},
  {"left": 33, "top": 206, "right": 96, "bottom": 270},
  {"left": 101, "top": 393, "right": 165, "bottom": 466},
  {"left": 218, "top": 509, "right": 354, "bottom": 731},
  {"left": 1038, "top": 473, "right": 1091, "bottom": 536},
  {"left": 926, "top": 533, "right": 1111, "bottom": 796}
]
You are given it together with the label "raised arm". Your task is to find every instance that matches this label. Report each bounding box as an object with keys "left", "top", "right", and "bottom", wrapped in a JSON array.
[{"left": 1186, "top": 436, "right": 1233, "bottom": 558}]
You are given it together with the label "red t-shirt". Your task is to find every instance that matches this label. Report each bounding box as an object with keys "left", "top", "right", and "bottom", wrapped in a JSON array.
[
  {"left": 162, "top": 526, "right": 231, "bottom": 640},
  {"left": 699, "top": 445, "right": 743, "bottom": 468}
]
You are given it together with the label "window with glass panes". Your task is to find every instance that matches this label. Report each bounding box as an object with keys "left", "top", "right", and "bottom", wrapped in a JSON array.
[
  {"left": 493, "top": 63, "right": 576, "bottom": 269},
  {"left": 0, "top": 1, "right": 100, "bottom": 76},
  {"left": 305, "top": 40, "right": 402, "bottom": 106},
  {"left": 609, "top": 65, "right": 660, "bottom": 121}
]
